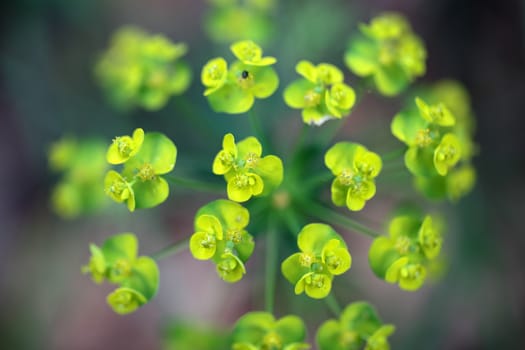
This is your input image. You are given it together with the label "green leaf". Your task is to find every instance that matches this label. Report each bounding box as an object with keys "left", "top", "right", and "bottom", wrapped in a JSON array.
[
  {"left": 235, "top": 231, "right": 255, "bottom": 262},
  {"left": 133, "top": 176, "right": 170, "bottom": 209},
  {"left": 368, "top": 236, "right": 400, "bottom": 278},
  {"left": 169, "top": 61, "right": 192, "bottom": 94},
  {"left": 102, "top": 233, "right": 138, "bottom": 265},
  {"left": 415, "top": 97, "right": 456, "bottom": 127},
  {"left": 316, "top": 63, "right": 344, "bottom": 85},
  {"left": 296, "top": 60, "right": 318, "bottom": 83},
  {"left": 207, "top": 83, "right": 254, "bottom": 114},
  {"left": 275, "top": 315, "right": 307, "bottom": 345},
  {"left": 298, "top": 223, "right": 343, "bottom": 255},
  {"left": 391, "top": 109, "right": 428, "bottom": 145},
  {"left": 373, "top": 64, "right": 409, "bottom": 96},
  {"left": 249, "top": 66, "right": 279, "bottom": 99},
  {"left": 404, "top": 146, "right": 438, "bottom": 177},
  {"left": 126, "top": 132, "right": 177, "bottom": 175},
  {"left": 122, "top": 256, "right": 160, "bottom": 300},
  {"left": 237, "top": 136, "right": 263, "bottom": 159},
  {"left": 330, "top": 179, "right": 347, "bottom": 207},
  {"left": 281, "top": 253, "right": 311, "bottom": 284},
  {"left": 283, "top": 79, "right": 318, "bottom": 109},
  {"left": 340, "top": 302, "right": 382, "bottom": 337},
  {"left": 365, "top": 325, "right": 395, "bottom": 350},
  {"left": 344, "top": 35, "right": 379, "bottom": 77},
  {"left": 325, "top": 142, "right": 365, "bottom": 175},
  {"left": 254, "top": 155, "right": 283, "bottom": 195},
  {"left": 195, "top": 199, "right": 250, "bottom": 231}
]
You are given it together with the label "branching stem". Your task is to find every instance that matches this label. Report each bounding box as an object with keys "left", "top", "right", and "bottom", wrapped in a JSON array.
[{"left": 151, "top": 237, "right": 189, "bottom": 261}]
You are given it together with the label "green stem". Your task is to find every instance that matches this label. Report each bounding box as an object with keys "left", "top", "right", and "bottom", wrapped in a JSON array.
[
  {"left": 325, "top": 293, "right": 342, "bottom": 317},
  {"left": 303, "top": 172, "right": 333, "bottom": 190},
  {"left": 265, "top": 217, "right": 279, "bottom": 314},
  {"left": 151, "top": 238, "right": 189, "bottom": 261},
  {"left": 248, "top": 109, "right": 268, "bottom": 150},
  {"left": 381, "top": 147, "right": 406, "bottom": 162},
  {"left": 164, "top": 175, "right": 224, "bottom": 194},
  {"left": 297, "top": 200, "right": 382, "bottom": 238},
  {"left": 279, "top": 208, "right": 302, "bottom": 236}
]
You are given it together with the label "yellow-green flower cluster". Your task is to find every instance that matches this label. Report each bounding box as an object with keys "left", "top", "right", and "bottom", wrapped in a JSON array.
[
  {"left": 368, "top": 209, "right": 444, "bottom": 291},
  {"left": 325, "top": 142, "right": 382, "bottom": 211},
  {"left": 204, "top": 0, "right": 276, "bottom": 45},
  {"left": 48, "top": 136, "right": 109, "bottom": 218},
  {"left": 317, "top": 302, "right": 395, "bottom": 350},
  {"left": 95, "top": 26, "right": 191, "bottom": 111},
  {"left": 392, "top": 80, "right": 476, "bottom": 201},
  {"left": 232, "top": 311, "right": 310, "bottom": 350},
  {"left": 104, "top": 128, "right": 177, "bottom": 211},
  {"left": 201, "top": 40, "right": 279, "bottom": 114},
  {"left": 345, "top": 12, "right": 426, "bottom": 96},
  {"left": 213, "top": 133, "right": 283, "bottom": 202},
  {"left": 284, "top": 60, "right": 356, "bottom": 125},
  {"left": 82, "top": 233, "right": 159, "bottom": 314},
  {"left": 282, "top": 223, "right": 352, "bottom": 299},
  {"left": 189, "top": 200, "right": 254, "bottom": 283}
]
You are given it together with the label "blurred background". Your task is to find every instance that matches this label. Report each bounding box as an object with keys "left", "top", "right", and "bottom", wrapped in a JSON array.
[{"left": 1, "top": 0, "right": 524, "bottom": 349}]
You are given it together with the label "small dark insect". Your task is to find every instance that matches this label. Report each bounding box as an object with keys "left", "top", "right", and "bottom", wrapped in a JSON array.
[{"left": 241, "top": 70, "right": 249, "bottom": 79}]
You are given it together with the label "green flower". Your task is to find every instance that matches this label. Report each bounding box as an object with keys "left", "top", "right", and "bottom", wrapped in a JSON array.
[
  {"left": 316, "top": 302, "right": 395, "bottom": 350},
  {"left": 204, "top": 2, "right": 275, "bottom": 45},
  {"left": 368, "top": 210, "right": 443, "bottom": 291},
  {"left": 365, "top": 325, "right": 395, "bottom": 350},
  {"left": 202, "top": 40, "right": 278, "bottom": 114},
  {"left": 82, "top": 233, "right": 160, "bottom": 314},
  {"left": 104, "top": 130, "right": 177, "bottom": 211},
  {"left": 48, "top": 137, "right": 109, "bottom": 218},
  {"left": 81, "top": 244, "right": 106, "bottom": 284},
  {"left": 107, "top": 287, "right": 147, "bottom": 315},
  {"left": 213, "top": 133, "right": 283, "bottom": 202},
  {"left": 344, "top": 12, "right": 426, "bottom": 96},
  {"left": 417, "top": 216, "right": 443, "bottom": 260},
  {"left": 282, "top": 223, "right": 351, "bottom": 299},
  {"left": 232, "top": 312, "right": 310, "bottom": 350},
  {"left": 385, "top": 256, "right": 427, "bottom": 291},
  {"left": 189, "top": 200, "right": 254, "bottom": 283},
  {"left": 104, "top": 170, "right": 136, "bottom": 211},
  {"left": 392, "top": 96, "right": 465, "bottom": 178},
  {"left": 201, "top": 57, "right": 229, "bottom": 96},
  {"left": 107, "top": 128, "right": 145, "bottom": 164},
  {"left": 325, "top": 142, "right": 382, "bottom": 211},
  {"left": 95, "top": 26, "right": 191, "bottom": 111},
  {"left": 433, "top": 133, "right": 462, "bottom": 176},
  {"left": 231, "top": 40, "right": 276, "bottom": 66},
  {"left": 284, "top": 60, "right": 356, "bottom": 125}
]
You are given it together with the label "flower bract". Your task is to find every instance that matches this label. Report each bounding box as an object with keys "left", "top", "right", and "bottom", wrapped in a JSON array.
[{"left": 282, "top": 223, "right": 351, "bottom": 299}]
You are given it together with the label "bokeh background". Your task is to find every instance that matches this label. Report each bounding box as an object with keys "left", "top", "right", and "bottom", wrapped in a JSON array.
[{"left": 1, "top": 0, "right": 524, "bottom": 349}]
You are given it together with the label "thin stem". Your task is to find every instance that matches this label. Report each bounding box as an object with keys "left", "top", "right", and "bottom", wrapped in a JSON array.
[
  {"left": 290, "top": 123, "right": 308, "bottom": 158},
  {"left": 164, "top": 175, "right": 224, "bottom": 194},
  {"left": 151, "top": 237, "right": 189, "bottom": 261},
  {"left": 279, "top": 208, "right": 302, "bottom": 236},
  {"left": 248, "top": 109, "right": 268, "bottom": 150},
  {"left": 325, "top": 293, "right": 342, "bottom": 317},
  {"left": 265, "top": 217, "right": 279, "bottom": 314},
  {"left": 297, "top": 200, "right": 382, "bottom": 238},
  {"left": 303, "top": 172, "right": 333, "bottom": 190},
  {"left": 381, "top": 147, "right": 406, "bottom": 162}
]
